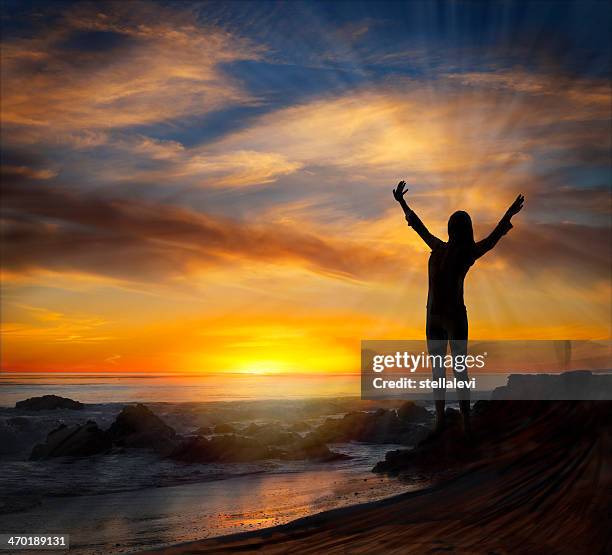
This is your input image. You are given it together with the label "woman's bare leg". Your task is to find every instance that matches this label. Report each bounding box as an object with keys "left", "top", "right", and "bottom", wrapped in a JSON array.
[{"left": 450, "top": 309, "right": 470, "bottom": 437}]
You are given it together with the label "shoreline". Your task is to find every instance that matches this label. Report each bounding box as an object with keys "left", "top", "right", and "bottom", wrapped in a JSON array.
[
  {"left": 1, "top": 459, "right": 419, "bottom": 555},
  {"left": 136, "top": 473, "right": 448, "bottom": 554},
  {"left": 136, "top": 401, "right": 611, "bottom": 554}
]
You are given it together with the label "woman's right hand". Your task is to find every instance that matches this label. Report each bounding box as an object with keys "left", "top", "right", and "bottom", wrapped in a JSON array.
[{"left": 393, "top": 180, "right": 408, "bottom": 203}]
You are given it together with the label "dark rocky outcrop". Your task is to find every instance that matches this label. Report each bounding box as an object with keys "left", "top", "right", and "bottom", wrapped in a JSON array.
[
  {"left": 491, "top": 370, "right": 612, "bottom": 400},
  {"left": 171, "top": 434, "right": 283, "bottom": 463},
  {"left": 213, "top": 423, "right": 236, "bottom": 434},
  {"left": 247, "top": 424, "right": 301, "bottom": 446},
  {"left": 243, "top": 422, "right": 264, "bottom": 435},
  {"left": 108, "top": 404, "right": 177, "bottom": 454},
  {"left": 375, "top": 373, "right": 612, "bottom": 477},
  {"left": 373, "top": 400, "right": 611, "bottom": 477},
  {"left": 287, "top": 421, "right": 311, "bottom": 432},
  {"left": 30, "top": 421, "right": 111, "bottom": 460},
  {"left": 20, "top": 399, "right": 426, "bottom": 463},
  {"left": 309, "top": 406, "right": 430, "bottom": 445},
  {"left": 170, "top": 431, "right": 348, "bottom": 463},
  {"left": 15, "top": 395, "right": 83, "bottom": 411},
  {"left": 280, "top": 435, "right": 350, "bottom": 462},
  {"left": 397, "top": 401, "right": 430, "bottom": 422},
  {"left": 25, "top": 404, "right": 178, "bottom": 460},
  {"left": 171, "top": 412, "right": 353, "bottom": 463}
]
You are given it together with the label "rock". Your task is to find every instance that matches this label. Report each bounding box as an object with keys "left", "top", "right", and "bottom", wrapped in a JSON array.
[
  {"left": 213, "top": 423, "right": 236, "bottom": 434},
  {"left": 372, "top": 408, "right": 475, "bottom": 476},
  {"left": 171, "top": 434, "right": 282, "bottom": 463},
  {"left": 30, "top": 421, "right": 111, "bottom": 459},
  {"left": 15, "top": 395, "right": 83, "bottom": 411},
  {"left": 108, "top": 404, "right": 177, "bottom": 454},
  {"left": 397, "top": 402, "right": 430, "bottom": 422},
  {"left": 243, "top": 423, "right": 263, "bottom": 435},
  {"left": 196, "top": 425, "right": 213, "bottom": 435},
  {"left": 491, "top": 370, "right": 612, "bottom": 400},
  {"left": 310, "top": 409, "right": 428, "bottom": 445},
  {"left": 280, "top": 435, "right": 350, "bottom": 462},
  {"left": 376, "top": 371, "right": 612, "bottom": 476},
  {"left": 373, "top": 400, "right": 612, "bottom": 477},
  {"left": 170, "top": 431, "right": 348, "bottom": 463},
  {"left": 246, "top": 423, "right": 301, "bottom": 446},
  {"left": 287, "top": 421, "right": 311, "bottom": 432},
  {"left": 176, "top": 419, "right": 347, "bottom": 462},
  {"left": 373, "top": 408, "right": 464, "bottom": 475}
]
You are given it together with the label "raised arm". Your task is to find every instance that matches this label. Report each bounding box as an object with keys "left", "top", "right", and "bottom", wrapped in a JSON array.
[
  {"left": 475, "top": 194, "right": 524, "bottom": 259},
  {"left": 393, "top": 181, "right": 442, "bottom": 251}
]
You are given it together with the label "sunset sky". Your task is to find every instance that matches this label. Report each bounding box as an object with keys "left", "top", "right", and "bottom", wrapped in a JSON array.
[{"left": 1, "top": 0, "right": 610, "bottom": 374}]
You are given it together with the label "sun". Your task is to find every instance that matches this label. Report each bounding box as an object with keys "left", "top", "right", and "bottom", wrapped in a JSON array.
[{"left": 234, "top": 360, "right": 289, "bottom": 375}]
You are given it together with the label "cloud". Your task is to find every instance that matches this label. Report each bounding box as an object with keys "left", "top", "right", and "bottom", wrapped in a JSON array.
[
  {"left": 1, "top": 304, "right": 110, "bottom": 342},
  {"left": 111, "top": 136, "right": 304, "bottom": 187},
  {"left": 1, "top": 165, "right": 57, "bottom": 180},
  {"left": 200, "top": 70, "right": 610, "bottom": 189},
  {"left": 3, "top": 175, "right": 608, "bottom": 294},
  {"left": 1, "top": 2, "right": 262, "bottom": 142},
  {"left": 1, "top": 180, "right": 398, "bottom": 282},
  {"left": 178, "top": 150, "right": 303, "bottom": 187},
  {"left": 494, "top": 222, "right": 611, "bottom": 283}
]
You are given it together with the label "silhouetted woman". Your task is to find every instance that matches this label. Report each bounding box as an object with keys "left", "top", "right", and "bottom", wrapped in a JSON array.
[{"left": 393, "top": 181, "right": 524, "bottom": 434}]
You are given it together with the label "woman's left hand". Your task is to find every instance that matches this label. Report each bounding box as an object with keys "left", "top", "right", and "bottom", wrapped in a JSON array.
[
  {"left": 505, "top": 194, "right": 525, "bottom": 218},
  {"left": 393, "top": 180, "right": 408, "bottom": 203}
]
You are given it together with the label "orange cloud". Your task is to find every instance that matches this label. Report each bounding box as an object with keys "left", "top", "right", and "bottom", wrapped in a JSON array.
[
  {"left": 115, "top": 138, "right": 304, "bottom": 187},
  {"left": 194, "top": 74, "right": 609, "bottom": 198},
  {"left": 2, "top": 179, "right": 401, "bottom": 282},
  {"left": 1, "top": 2, "right": 262, "bottom": 141}
]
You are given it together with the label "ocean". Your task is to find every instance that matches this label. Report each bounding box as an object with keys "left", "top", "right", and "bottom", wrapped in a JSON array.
[
  {"left": 0, "top": 373, "right": 423, "bottom": 554},
  {"left": 0, "top": 372, "right": 361, "bottom": 406}
]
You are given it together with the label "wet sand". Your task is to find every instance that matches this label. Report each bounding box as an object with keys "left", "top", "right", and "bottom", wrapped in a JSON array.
[
  {"left": 1, "top": 465, "right": 414, "bottom": 555},
  {"left": 140, "top": 402, "right": 611, "bottom": 554},
  {"left": 1, "top": 442, "right": 415, "bottom": 555}
]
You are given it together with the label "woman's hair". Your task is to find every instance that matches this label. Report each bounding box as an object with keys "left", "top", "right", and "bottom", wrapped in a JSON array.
[{"left": 447, "top": 210, "right": 476, "bottom": 254}]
